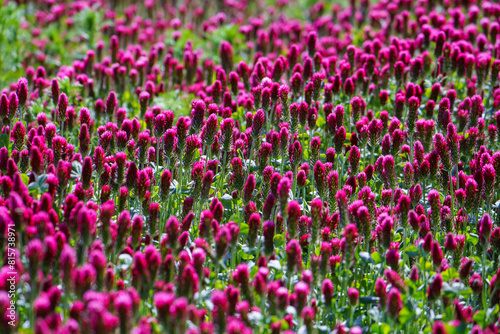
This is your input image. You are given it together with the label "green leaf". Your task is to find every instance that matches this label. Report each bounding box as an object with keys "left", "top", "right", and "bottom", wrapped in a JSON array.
[
  {"left": 459, "top": 287, "right": 473, "bottom": 298},
  {"left": 359, "top": 296, "right": 379, "bottom": 304},
  {"left": 71, "top": 160, "right": 82, "bottom": 180},
  {"left": 441, "top": 268, "right": 458, "bottom": 282},
  {"left": 371, "top": 251, "right": 382, "bottom": 264},
  {"left": 20, "top": 173, "right": 29, "bottom": 186},
  {"left": 393, "top": 233, "right": 401, "bottom": 242},
  {"left": 214, "top": 281, "right": 226, "bottom": 290},
  {"left": 220, "top": 194, "right": 234, "bottom": 210},
  {"left": 359, "top": 252, "right": 374, "bottom": 263},
  {"left": 0, "top": 133, "right": 9, "bottom": 152},
  {"left": 371, "top": 323, "right": 391, "bottom": 334},
  {"left": 399, "top": 306, "right": 413, "bottom": 325},
  {"left": 314, "top": 245, "right": 321, "bottom": 256},
  {"left": 268, "top": 260, "right": 282, "bottom": 271},
  {"left": 239, "top": 223, "right": 249, "bottom": 236},
  {"left": 380, "top": 323, "right": 391, "bottom": 334},
  {"left": 468, "top": 233, "right": 479, "bottom": 246},
  {"left": 444, "top": 322, "right": 468, "bottom": 334},
  {"left": 280, "top": 319, "right": 290, "bottom": 330},
  {"left": 303, "top": 148, "right": 310, "bottom": 160},
  {"left": 412, "top": 290, "right": 425, "bottom": 301},
  {"left": 487, "top": 304, "right": 499, "bottom": 320},
  {"left": 473, "top": 310, "right": 486, "bottom": 327},
  {"left": 405, "top": 245, "right": 419, "bottom": 257},
  {"left": 193, "top": 148, "right": 201, "bottom": 161},
  {"left": 28, "top": 182, "right": 38, "bottom": 193},
  {"left": 420, "top": 258, "right": 434, "bottom": 271},
  {"left": 316, "top": 116, "right": 325, "bottom": 128},
  {"left": 274, "top": 234, "right": 285, "bottom": 247},
  {"left": 442, "top": 282, "right": 456, "bottom": 298},
  {"left": 117, "top": 254, "right": 133, "bottom": 271},
  {"left": 36, "top": 174, "right": 48, "bottom": 187},
  {"left": 368, "top": 307, "right": 381, "bottom": 322},
  {"left": 238, "top": 250, "right": 254, "bottom": 260}
]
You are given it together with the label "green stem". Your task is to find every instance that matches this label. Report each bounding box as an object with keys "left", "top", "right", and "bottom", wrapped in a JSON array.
[
  {"left": 230, "top": 241, "right": 238, "bottom": 271},
  {"left": 449, "top": 168, "right": 455, "bottom": 226},
  {"left": 178, "top": 153, "right": 183, "bottom": 193},
  {"left": 409, "top": 133, "right": 414, "bottom": 161},
  {"left": 390, "top": 190, "right": 394, "bottom": 217},
  {"left": 349, "top": 306, "right": 354, "bottom": 328},
  {"left": 156, "top": 141, "right": 160, "bottom": 171},
  {"left": 370, "top": 144, "right": 375, "bottom": 167},
  {"left": 482, "top": 243, "right": 488, "bottom": 310},
  {"left": 203, "top": 145, "right": 211, "bottom": 177},
  {"left": 215, "top": 151, "right": 228, "bottom": 197},
  {"left": 255, "top": 221, "right": 264, "bottom": 262},
  {"left": 245, "top": 139, "right": 255, "bottom": 181},
  {"left": 422, "top": 181, "right": 426, "bottom": 210},
  {"left": 280, "top": 156, "right": 285, "bottom": 176},
  {"left": 341, "top": 262, "right": 349, "bottom": 308},
  {"left": 402, "top": 227, "right": 408, "bottom": 278}
]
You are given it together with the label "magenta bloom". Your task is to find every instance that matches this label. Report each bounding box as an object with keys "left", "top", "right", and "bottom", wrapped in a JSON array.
[
  {"left": 478, "top": 214, "right": 493, "bottom": 244},
  {"left": 387, "top": 288, "right": 402, "bottom": 319},
  {"left": 3, "top": 1, "right": 500, "bottom": 330},
  {"left": 243, "top": 174, "right": 256, "bottom": 203},
  {"left": 348, "top": 287, "right": 359, "bottom": 306},
  {"left": 428, "top": 274, "right": 443, "bottom": 301}
]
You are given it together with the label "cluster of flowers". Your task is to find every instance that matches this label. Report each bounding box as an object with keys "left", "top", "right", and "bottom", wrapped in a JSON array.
[{"left": 1, "top": 0, "right": 500, "bottom": 333}]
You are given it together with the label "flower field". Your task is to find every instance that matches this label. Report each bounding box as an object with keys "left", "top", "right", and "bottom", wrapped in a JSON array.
[{"left": 1, "top": 0, "right": 500, "bottom": 332}]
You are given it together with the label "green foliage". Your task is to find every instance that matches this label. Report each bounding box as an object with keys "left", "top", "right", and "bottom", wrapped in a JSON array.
[{"left": 0, "top": 3, "right": 30, "bottom": 87}]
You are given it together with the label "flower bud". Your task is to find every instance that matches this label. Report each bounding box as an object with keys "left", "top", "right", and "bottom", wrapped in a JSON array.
[
  {"left": 287, "top": 200, "right": 301, "bottom": 239},
  {"left": 313, "top": 161, "right": 326, "bottom": 198},
  {"left": 243, "top": 174, "right": 255, "bottom": 203},
  {"left": 247, "top": 213, "right": 261, "bottom": 247},
  {"left": 427, "top": 273, "right": 443, "bottom": 301},
  {"left": 387, "top": 288, "right": 402, "bottom": 319}
]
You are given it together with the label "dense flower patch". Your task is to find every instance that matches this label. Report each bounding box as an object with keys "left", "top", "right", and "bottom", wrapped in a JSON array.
[{"left": 1, "top": 0, "right": 500, "bottom": 333}]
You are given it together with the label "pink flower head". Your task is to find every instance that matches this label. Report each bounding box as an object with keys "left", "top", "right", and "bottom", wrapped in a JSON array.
[
  {"left": 243, "top": 174, "right": 256, "bottom": 203},
  {"left": 247, "top": 213, "right": 260, "bottom": 247},
  {"left": 57, "top": 93, "right": 68, "bottom": 122},
  {"left": 387, "top": 288, "right": 402, "bottom": 319},
  {"left": 479, "top": 213, "right": 493, "bottom": 244},
  {"left": 348, "top": 287, "right": 359, "bottom": 306},
  {"left": 287, "top": 200, "right": 301, "bottom": 239},
  {"left": 428, "top": 273, "right": 443, "bottom": 301},
  {"left": 219, "top": 40, "right": 234, "bottom": 73}
]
